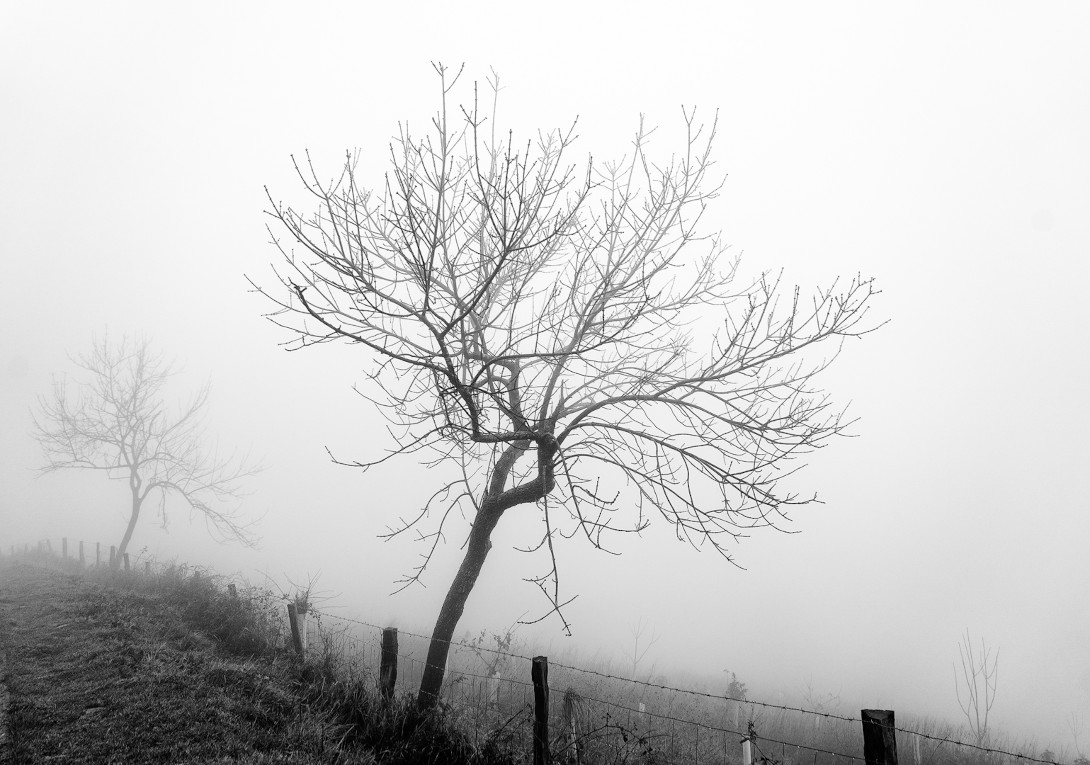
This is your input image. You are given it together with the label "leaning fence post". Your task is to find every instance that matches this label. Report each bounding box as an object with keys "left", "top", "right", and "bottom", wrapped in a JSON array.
[
  {"left": 861, "top": 709, "right": 898, "bottom": 765},
  {"left": 532, "top": 656, "right": 551, "bottom": 765},
  {"left": 287, "top": 602, "right": 305, "bottom": 657},
  {"left": 380, "top": 627, "right": 398, "bottom": 703}
]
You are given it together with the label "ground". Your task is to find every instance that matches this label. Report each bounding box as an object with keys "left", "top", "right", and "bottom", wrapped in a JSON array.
[{"left": 0, "top": 559, "right": 365, "bottom": 764}]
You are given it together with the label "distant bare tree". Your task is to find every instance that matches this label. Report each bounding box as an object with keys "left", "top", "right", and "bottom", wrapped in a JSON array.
[
  {"left": 955, "top": 630, "right": 999, "bottom": 746},
  {"left": 33, "top": 335, "right": 259, "bottom": 565},
  {"left": 629, "top": 617, "right": 661, "bottom": 680},
  {"left": 253, "top": 63, "right": 881, "bottom": 706}
]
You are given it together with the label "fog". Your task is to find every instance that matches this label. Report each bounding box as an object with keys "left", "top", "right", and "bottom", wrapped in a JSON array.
[{"left": 3, "top": 1, "right": 1088, "bottom": 751}]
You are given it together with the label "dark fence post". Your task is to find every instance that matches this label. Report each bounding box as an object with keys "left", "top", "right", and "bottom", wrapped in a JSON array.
[
  {"left": 380, "top": 628, "right": 398, "bottom": 703},
  {"left": 123, "top": 553, "right": 130, "bottom": 571},
  {"left": 287, "top": 603, "right": 305, "bottom": 657},
  {"left": 862, "top": 709, "right": 898, "bottom": 765},
  {"left": 532, "top": 656, "right": 551, "bottom": 765}
]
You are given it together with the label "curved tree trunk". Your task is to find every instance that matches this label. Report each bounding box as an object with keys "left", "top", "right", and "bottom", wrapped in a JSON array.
[
  {"left": 417, "top": 437, "right": 556, "bottom": 708},
  {"left": 417, "top": 501, "right": 503, "bottom": 707},
  {"left": 115, "top": 484, "right": 141, "bottom": 568}
]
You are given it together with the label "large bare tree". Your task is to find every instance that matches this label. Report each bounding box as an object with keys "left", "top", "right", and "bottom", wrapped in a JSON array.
[
  {"left": 33, "top": 335, "right": 259, "bottom": 564},
  {"left": 254, "top": 64, "right": 881, "bottom": 706}
]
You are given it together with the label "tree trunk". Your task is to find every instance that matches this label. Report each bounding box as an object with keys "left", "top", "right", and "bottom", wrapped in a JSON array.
[
  {"left": 417, "top": 500, "right": 504, "bottom": 707},
  {"left": 115, "top": 485, "right": 141, "bottom": 568}
]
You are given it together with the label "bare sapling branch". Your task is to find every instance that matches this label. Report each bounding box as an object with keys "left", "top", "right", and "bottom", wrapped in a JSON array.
[{"left": 955, "top": 629, "right": 1000, "bottom": 746}]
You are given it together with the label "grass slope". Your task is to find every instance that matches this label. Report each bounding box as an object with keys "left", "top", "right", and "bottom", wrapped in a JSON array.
[{"left": 0, "top": 559, "right": 361, "bottom": 763}]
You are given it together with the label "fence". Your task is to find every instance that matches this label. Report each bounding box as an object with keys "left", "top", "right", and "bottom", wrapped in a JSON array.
[{"left": 0, "top": 539, "right": 1074, "bottom": 765}]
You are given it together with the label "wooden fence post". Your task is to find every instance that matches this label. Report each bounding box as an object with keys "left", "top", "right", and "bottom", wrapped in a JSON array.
[
  {"left": 109, "top": 546, "right": 116, "bottom": 568},
  {"left": 532, "top": 656, "right": 551, "bottom": 765},
  {"left": 79, "top": 541, "right": 85, "bottom": 567},
  {"left": 287, "top": 603, "right": 305, "bottom": 657},
  {"left": 96, "top": 542, "right": 100, "bottom": 566},
  {"left": 380, "top": 628, "right": 398, "bottom": 703},
  {"left": 123, "top": 553, "right": 130, "bottom": 571},
  {"left": 862, "top": 709, "right": 898, "bottom": 765},
  {"left": 62, "top": 537, "right": 68, "bottom": 559}
]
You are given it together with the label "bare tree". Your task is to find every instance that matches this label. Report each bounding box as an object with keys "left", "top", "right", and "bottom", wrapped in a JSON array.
[
  {"left": 33, "top": 335, "right": 259, "bottom": 565},
  {"left": 629, "top": 617, "right": 661, "bottom": 680},
  {"left": 253, "top": 63, "right": 881, "bottom": 706},
  {"left": 955, "top": 630, "right": 999, "bottom": 746}
]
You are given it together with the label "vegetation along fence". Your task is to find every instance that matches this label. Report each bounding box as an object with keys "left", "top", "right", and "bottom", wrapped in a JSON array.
[{"left": 1, "top": 539, "right": 1074, "bottom": 765}]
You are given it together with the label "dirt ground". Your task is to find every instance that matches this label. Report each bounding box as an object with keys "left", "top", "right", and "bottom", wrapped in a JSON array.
[{"left": 0, "top": 558, "right": 344, "bottom": 764}]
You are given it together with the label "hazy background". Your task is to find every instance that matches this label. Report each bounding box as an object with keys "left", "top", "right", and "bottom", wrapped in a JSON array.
[{"left": 3, "top": 1, "right": 1088, "bottom": 750}]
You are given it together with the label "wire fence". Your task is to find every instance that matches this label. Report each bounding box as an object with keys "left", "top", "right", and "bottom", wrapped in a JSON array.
[{"left": 2, "top": 539, "right": 1080, "bottom": 765}]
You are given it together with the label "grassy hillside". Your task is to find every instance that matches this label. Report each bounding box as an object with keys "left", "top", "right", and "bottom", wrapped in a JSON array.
[
  {"left": 1, "top": 553, "right": 1075, "bottom": 765},
  {"left": 0, "top": 557, "right": 521, "bottom": 764}
]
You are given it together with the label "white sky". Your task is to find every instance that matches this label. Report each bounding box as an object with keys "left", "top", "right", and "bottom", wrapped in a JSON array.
[{"left": 2, "top": 0, "right": 1088, "bottom": 751}]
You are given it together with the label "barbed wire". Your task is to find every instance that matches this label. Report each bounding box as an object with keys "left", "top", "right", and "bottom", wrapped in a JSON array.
[
  {"left": 315, "top": 610, "right": 1064, "bottom": 765},
  {"left": 6, "top": 544, "right": 1067, "bottom": 765}
]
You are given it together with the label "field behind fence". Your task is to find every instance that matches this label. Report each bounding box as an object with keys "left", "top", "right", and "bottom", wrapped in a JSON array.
[{"left": 2, "top": 537, "right": 1079, "bottom": 765}]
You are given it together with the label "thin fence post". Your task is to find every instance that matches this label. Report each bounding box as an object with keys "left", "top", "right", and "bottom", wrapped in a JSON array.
[
  {"left": 287, "top": 603, "right": 305, "bottom": 657},
  {"left": 123, "top": 553, "right": 130, "bottom": 571},
  {"left": 79, "top": 541, "right": 85, "bottom": 567},
  {"left": 109, "top": 546, "right": 116, "bottom": 568},
  {"left": 96, "top": 542, "right": 100, "bottom": 566},
  {"left": 743, "top": 721, "right": 756, "bottom": 765},
  {"left": 380, "top": 627, "right": 398, "bottom": 703},
  {"left": 532, "top": 656, "right": 551, "bottom": 765},
  {"left": 861, "top": 709, "right": 898, "bottom": 765},
  {"left": 62, "top": 537, "right": 68, "bottom": 559}
]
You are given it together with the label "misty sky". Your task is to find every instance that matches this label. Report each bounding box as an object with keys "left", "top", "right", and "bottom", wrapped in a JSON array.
[{"left": 2, "top": 1, "right": 1088, "bottom": 751}]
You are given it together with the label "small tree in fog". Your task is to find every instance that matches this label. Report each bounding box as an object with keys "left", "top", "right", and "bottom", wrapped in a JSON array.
[
  {"left": 254, "top": 64, "right": 881, "bottom": 707},
  {"left": 955, "top": 630, "right": 999, "bottom": 746},
  {"left": 32, "top": 335, "right": 259, "bottom": 565}
]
